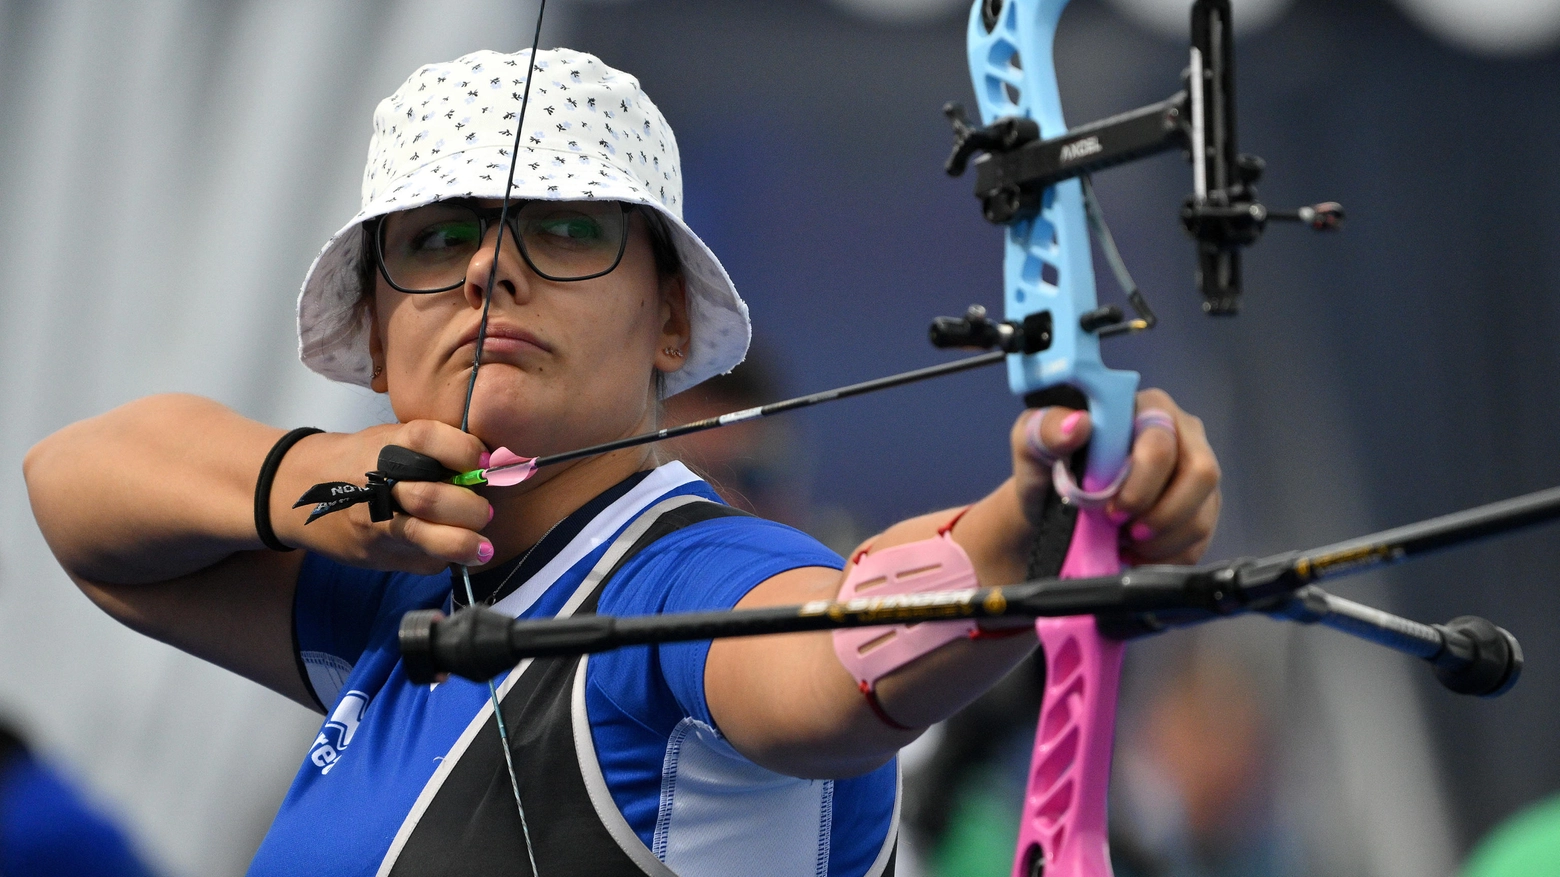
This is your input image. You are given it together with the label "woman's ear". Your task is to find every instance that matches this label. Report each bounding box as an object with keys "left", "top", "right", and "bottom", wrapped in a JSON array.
[
  {"left": 654, "top": 273, "right": 691, "bottom": 374},
  {"left": 367, "top": 298, "right": 389, "bottom": 394}
]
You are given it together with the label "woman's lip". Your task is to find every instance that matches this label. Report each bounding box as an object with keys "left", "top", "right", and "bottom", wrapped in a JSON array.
[{"left": 456, "top": 323, "right": 551, "bottom": 357}]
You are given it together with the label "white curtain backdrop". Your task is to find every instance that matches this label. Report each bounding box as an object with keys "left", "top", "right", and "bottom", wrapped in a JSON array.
[{"left": 0, "top": 2, "right": 569, "bottom": 873}]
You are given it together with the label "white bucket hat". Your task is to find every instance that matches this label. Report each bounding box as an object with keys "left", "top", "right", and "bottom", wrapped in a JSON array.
[{"left": 297, "top": 48, "right": 750, "bottom": 398}]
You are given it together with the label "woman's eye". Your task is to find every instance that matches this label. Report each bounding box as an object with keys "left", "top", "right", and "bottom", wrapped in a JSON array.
[
  {"left": 531, "top": 216, "right": 604, "bottom": 242},
  {"left": 411, "top": 220, "right": 480, "bottom": 253}
]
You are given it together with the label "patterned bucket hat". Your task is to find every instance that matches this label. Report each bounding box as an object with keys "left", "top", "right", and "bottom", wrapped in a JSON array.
[{"left": 297, "top": 48, "right": 750, "bottom": 398}]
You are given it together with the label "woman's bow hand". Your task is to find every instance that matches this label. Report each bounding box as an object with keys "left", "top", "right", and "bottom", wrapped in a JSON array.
[{"left": 1011, "top": 388, "right": 1221, "bottom": 565}]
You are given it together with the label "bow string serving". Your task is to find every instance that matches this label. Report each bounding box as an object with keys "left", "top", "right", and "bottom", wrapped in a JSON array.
[{"left": 451, "top": 3, "right": 549, "bottom": 873}]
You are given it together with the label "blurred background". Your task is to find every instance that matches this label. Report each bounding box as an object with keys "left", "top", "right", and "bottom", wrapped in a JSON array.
[{"left": 1, "top": 0, "right": 1558, "bottom": 874}]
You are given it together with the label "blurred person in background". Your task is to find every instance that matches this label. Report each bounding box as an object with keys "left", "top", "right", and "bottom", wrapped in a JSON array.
[
  {"left": 1107, "top": 647, "right": 1289, "bottom": 877},
  {"left": 661, "top": 347, "right": 808, "bottom": 525},
  {"left": 23, "top": 47, "right": 1220, "bottom": 876},
  {"left": 0, "top": 719, "right": 158, "bottom": 877},
  {"left": 662, "top": 346, "right": 868, "bottom": 555}
]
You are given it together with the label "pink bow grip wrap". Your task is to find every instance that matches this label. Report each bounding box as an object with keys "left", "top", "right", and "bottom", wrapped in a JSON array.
[
  {"left": 1015, "top": 505, "right": 1124, "bottom": 877},
  {"left": 832, "top": 533, "right": 981, "bottom": 690}
]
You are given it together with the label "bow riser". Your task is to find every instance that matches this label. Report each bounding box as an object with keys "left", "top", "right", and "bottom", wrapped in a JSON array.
[
  {"left": 967, "top": 0, "right": 1141, "bottom": 492},
  {"left": 967, "top": 2, "right": 1137, "bottom": 876}
]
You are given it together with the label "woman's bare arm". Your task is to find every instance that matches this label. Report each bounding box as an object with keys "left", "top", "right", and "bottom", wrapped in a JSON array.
[
  {"left": 24, "top": 393, "right": 491, "bottom": 709},
  {"left": 706, "top": 390, "right": 1220, "bottom": 778},
  {"left": 25, "top": 394, "right": 314, "bottom": 704},
  {"left": 27, "top": 395, "right": 288, "bottom": 583}
]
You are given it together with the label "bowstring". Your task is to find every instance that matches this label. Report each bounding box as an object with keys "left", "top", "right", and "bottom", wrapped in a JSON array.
[{"left": 455, "top": 3, "right": 548, "bottom": 874}]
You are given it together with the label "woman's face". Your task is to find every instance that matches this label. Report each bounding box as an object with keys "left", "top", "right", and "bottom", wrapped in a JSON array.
[{"left": 367, "top": 200, "right": 689, "bottom": 456}]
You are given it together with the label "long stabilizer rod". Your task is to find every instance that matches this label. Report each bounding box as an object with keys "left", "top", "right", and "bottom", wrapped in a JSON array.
[{"left": 400, "top": 485, "right": 1558, "bottom": 696}]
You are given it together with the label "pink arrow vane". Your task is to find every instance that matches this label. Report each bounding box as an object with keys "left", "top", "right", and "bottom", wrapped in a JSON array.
[{"left": 479, "top": 447, "right": 538, "bottom": 487}]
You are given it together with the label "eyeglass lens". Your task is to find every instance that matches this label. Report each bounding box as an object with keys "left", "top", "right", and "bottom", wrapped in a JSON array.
[{"left": 377, "top": 200, "right": 629, "bottom": 291}]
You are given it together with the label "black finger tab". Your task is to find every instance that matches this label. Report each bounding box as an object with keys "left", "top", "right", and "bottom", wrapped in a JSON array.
[
  {"left": 365, "top": 472, "right": 399, "bottom": 523},
  {"left": 378, "top": 445, "right": 460, "bottom": 483}
]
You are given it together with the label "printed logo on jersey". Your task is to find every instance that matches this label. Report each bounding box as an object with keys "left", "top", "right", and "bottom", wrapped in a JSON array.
[{"left": 309, "top": 690, "right": 370, "bottom": 775}]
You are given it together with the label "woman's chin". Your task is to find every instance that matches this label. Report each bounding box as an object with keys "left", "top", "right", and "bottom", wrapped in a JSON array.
[
  {"left": 463, "top": 395, "right": 589, "bottom": 458},
  {"left": 450, "top": 370, "right": 654, "bottom": 457},
  {"left": 463, "top": 407, "right": 550, "bottom": 456},
  {"left": 460, "top": 372, "right": 542, "bottom": 431}
]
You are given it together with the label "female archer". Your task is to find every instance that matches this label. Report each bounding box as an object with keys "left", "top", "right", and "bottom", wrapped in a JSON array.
[{"left": 24, "top": 48, "right": 1219, "bottom": 876}]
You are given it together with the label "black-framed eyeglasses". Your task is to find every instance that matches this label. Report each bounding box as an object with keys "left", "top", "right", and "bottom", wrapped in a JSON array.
[{"left": 372, "top": 199, "right": 631, "bottom": 293}]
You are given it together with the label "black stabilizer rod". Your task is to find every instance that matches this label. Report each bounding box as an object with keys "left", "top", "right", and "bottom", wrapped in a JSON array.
[
  {"left": 402, "top": 583, "right": 1524, "bottom": 705},
  {"left": 399, "top": 575, "right": 1521, "bottom": 697},
  {"left": 400, "top": 485, "right": 1556, "bottom": 694},
  {"left": 400, "top": 584, "right": 1028, "bottom": 684}
]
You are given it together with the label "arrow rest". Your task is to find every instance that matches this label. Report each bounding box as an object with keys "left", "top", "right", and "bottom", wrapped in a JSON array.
[{"left": 929, "top": 304, "right": 1052, "bottom": 354}]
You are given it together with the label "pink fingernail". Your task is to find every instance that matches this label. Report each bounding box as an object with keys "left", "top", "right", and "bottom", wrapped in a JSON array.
[
  {"left": 1130, "top": 522, "right": 1154, "bottom": 542},
  {"left": 476, "top": 540, "right": 494, "bottom": 563},
  {"left": 486, "top": 505, "right": 495, "bottom": 524},
  {"left": 478, "top": 451, "right": 491, "bottom": 468},
  {"left": 1107, "top": 507, "right": 1131, "bottom": 525},
  {"left": 1060, "top": 410, "right": 1085, "bottom": 437}
]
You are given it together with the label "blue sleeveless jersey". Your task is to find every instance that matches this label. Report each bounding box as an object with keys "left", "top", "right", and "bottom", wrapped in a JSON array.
[{"left": 248, "top": 463, "right": 898, "bottom": 876}]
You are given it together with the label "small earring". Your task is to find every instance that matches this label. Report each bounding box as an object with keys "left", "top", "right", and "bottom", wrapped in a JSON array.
[
  {"left": 663, "top": 347, "right": 684, "bottom": 358},
  {"left": 372, "top": 365, "right": 383, "bottom": 377}
]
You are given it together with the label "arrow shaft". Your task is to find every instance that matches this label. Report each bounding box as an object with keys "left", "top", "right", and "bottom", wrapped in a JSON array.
[{"left": 476, "top": 349, "right": 1007, "bottom": 480}]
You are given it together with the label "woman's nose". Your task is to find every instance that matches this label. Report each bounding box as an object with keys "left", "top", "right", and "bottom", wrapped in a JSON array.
[{"left": 463, "top": 223, "right": 530, "bottom": 307}]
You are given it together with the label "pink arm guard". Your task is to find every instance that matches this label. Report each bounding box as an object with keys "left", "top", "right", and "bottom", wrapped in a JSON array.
[{"left": 832, "top": 516, "right": 989, "bottom": 727}]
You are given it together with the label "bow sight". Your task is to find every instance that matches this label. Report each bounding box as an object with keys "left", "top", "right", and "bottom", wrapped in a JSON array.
[{"left": 945, "top": 0, "right": 1342, "bottom": 318}]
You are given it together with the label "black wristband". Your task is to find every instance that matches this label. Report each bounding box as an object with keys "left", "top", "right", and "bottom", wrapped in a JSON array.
[{"left": 255, "top": 427, "right": 324, "bottom": 552}]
